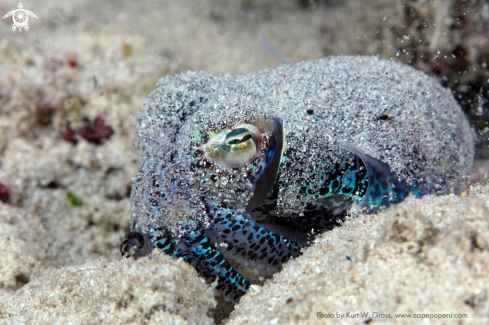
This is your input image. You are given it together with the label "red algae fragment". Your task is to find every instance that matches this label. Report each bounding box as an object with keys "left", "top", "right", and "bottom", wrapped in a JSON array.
[
  {"left": 79, "top": 117, "right": 114, "bottom": 145},
  {"left": 0, "top": 183, "right": 10, "bottom": 202},
  {"left": 67, "top": 54, "right": 78, "bottom": 68},
  {"left": 60, "top": 124, "right": 77, "bottom": 144},
  {"left": 60, "top": 116, "right": 113, "bottom": 145},
  {"left": 49, "top": 58, "right": 64, "bottom": 71}
]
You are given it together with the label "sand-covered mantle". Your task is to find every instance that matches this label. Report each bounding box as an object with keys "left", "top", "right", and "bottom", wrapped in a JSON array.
[{"left": 1, "top": 0, "right": 488, "bottom": 323}]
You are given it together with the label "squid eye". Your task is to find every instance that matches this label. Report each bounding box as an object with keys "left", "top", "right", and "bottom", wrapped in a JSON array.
[
  {"left": 227, "top": 134, "right": 252, "bottom": 145},
  {"left": 204, "top": 124, "right": 261, "bottom": 169}
]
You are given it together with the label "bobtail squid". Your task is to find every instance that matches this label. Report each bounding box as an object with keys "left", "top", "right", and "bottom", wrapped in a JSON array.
[{"left": 122, "top": 56, "right": 474, "bottom": 303}]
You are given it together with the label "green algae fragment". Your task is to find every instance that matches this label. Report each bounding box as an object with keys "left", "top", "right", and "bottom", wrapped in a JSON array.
[{"left": 67, "top": 191, "right": 83, "bottom": 207}]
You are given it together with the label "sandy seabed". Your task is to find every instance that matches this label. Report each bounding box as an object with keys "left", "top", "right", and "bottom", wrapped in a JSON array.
[{"left": 0, "top": 0, "right": 488, "bottom": 324}]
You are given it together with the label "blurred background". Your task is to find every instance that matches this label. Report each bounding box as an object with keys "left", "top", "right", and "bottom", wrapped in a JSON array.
[{"left": 0, "top": 0, "right": 488, "bottom": 292}]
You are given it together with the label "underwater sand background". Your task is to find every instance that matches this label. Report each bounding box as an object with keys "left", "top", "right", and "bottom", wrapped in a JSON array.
[{"left": 0, "top": 0, "right": 488, "bottom": 324}]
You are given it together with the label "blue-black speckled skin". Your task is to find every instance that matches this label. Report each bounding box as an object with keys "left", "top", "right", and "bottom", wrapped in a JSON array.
[{"left": 128, "top": 56, "right": 474, "bottom": 303}]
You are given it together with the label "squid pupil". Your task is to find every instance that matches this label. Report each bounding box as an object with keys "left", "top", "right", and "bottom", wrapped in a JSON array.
[{"left": 227, "top": 134, "right": 252, "bottom": 145}]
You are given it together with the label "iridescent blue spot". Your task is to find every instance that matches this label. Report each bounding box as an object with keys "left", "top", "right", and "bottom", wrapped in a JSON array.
[{"left": 341, "top": 170, "right": 356, "bottom": 189}]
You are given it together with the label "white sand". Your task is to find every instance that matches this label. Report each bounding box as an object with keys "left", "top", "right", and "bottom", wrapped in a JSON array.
[{"left": 1, "top": 0, "right": 488, "bottom": 324}]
